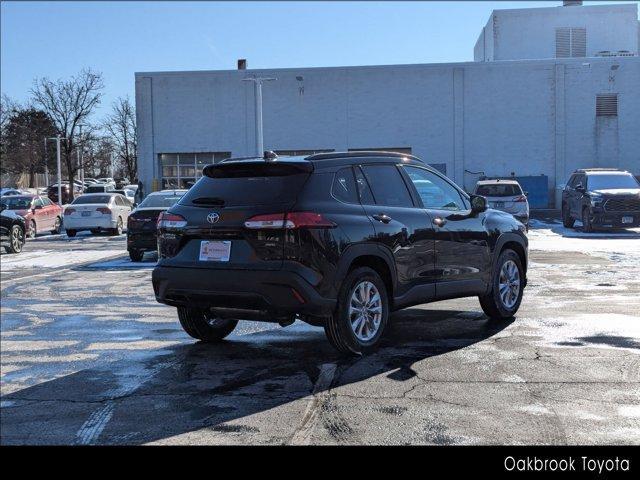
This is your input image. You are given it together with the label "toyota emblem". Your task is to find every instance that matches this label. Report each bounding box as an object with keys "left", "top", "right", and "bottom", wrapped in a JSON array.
[{"left": 207, "top": 212, "right": 220, "bottom": 224}]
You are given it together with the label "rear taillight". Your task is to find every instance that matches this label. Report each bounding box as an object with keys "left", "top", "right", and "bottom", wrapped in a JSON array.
[
  {"left": 157, "top": 212, "right": 187, "bottom": 229},
  {"left": 244, "top": 212, "right": 336, "bottom": 229},
  {"left": 64, "top": 208, "right": 75, "bottom": 216},
  {"left": 97, "top": 207, "right": 111, "bottom": 215},
  {"left": 514, "top": 195, "right": 527, "bottom": 203}
]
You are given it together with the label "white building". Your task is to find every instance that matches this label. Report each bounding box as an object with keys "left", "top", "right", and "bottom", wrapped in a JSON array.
[{"left": 135, "top": 1, "right": 640, "bottom": 207}]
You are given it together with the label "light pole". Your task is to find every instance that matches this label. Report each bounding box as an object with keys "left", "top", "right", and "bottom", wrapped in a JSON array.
[
  {"left": 43, "top": 138, "right": 50, "bottom": 187},
  {"left": 77, "top": 124, "right": 85, "bottom": 188},
  {"left": 242, "top": 75, "right": 276, "bottom": 157},
  {"left": 46, "top": 135, "right": 68, "bottom": 207}
]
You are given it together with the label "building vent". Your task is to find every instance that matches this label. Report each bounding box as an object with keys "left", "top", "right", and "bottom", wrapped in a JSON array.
[
  {"left": 596, "top": 94, "right": 618, "bottom": 116},
  {"left": 237, "top": 59, "right": 247, "bottom": 70},
  {"left": 556, "top": 27, "right": 586, "bottom": 57}
]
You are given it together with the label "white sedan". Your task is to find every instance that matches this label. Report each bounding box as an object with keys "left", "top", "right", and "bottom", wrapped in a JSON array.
[{"left": 63, "top": 193, "right": 131, "bottom": 237}]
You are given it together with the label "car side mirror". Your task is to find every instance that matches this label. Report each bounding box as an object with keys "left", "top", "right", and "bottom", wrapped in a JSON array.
[
  {"left": 470, "top": 194, "right": 488, "bottom": 213},
  {"left": 524, "top": 191, "right": 529, "bottom": 197},
  {"left": 575, "top": 183, "right": 585, "bottom": 193}
]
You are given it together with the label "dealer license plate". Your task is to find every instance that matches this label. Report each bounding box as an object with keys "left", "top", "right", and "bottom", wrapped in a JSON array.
[{"left": 199, "top": 240, "right": 231, "bottom": 262}]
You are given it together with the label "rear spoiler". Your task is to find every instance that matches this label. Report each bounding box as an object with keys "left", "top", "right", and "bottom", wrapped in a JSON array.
[{"left": 203, "top": 160, "right": 313, "bottom": 179}]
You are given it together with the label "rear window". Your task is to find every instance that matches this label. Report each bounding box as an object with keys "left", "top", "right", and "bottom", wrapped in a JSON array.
[
  {"left": 475, "top": 183, "right": 523, "bottom": 197},
  {"left": 138, "top": 193, "right": 185, "bottom": 208},
  {"left": 72, "top": 195, "right": 112, "bottom": 204},
  {"left": 181, "top": 162, "right": 311, "bottom": 207},
  {"left": 2, "top": 196, "right": 32, "bottom": 209}
]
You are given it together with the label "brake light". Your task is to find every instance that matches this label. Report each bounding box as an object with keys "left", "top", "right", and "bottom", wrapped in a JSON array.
[
  {"left": 514, "top": 195, "right": 527, "bottom": 203},
  {"left": 157, "top": 212, "right": 187, "bottom": 229},
  {"left": 244, "top": 212, "right": 336, "bottom": 229},
  {"left": 64, "top": 208, "right": 75, "bottom": 216},
  {"left": 97, "top": 207, "right": 111, "bottom": 214}
]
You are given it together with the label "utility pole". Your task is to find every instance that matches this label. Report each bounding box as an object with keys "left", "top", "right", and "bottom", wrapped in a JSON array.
[
  {"left": 46, "top": 135, "right": 68, "bottom": 207},
  {"left": 242, "top": 75, "right": 276, "bottom": 156}
]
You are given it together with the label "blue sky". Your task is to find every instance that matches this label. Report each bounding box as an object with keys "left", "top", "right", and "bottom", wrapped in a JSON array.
[{"left": 2, "top": 1, "right": 638, "bottom": 120}]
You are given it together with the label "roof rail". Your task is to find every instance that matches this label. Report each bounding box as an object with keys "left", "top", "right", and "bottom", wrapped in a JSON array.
[
  {"left": 306, "top": 150, "right": 423, "bottom": 163},
  {"left": 574, "top": 168, "right": 626, "bottom": 173}
]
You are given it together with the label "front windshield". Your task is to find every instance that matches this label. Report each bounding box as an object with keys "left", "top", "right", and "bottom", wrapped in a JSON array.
[
  {"left": 1, "top": 196, "right": 32, "bottom": 209},
  {"left": 138, "top": 192, "right": 185, "bottom": 208},
  {"left": 588, "top": 174, "right": 640, "bottom": 191}
]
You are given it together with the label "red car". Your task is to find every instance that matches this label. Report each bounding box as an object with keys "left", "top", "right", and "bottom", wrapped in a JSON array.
[{"left": 0, "top": 194, "right": 63, "bottom": 238}]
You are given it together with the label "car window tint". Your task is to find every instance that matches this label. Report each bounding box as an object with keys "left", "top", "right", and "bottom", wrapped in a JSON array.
[
  {"left": 33, "top": 197, "right": 44, "bottom": 207},
  {"left": 354, "top": 167, "right": 375, "bottom": 205},
  {"left": 41, "top": 197, "right": 52, "bottom": 206},
  {"left": 332, "top": 168, "right": 358, "bottom": 203},
  {"left": 475, "top": 184, "right": 523, "bottom": 197},
  {"left": 361, "top": 165, "right": 413, "bottom": 207},
  {"left": 72, "top": 195, "right": 112, "bottom": 204},
  {"left": 403, "top": 166, "right": 465, "bottom": 211}
]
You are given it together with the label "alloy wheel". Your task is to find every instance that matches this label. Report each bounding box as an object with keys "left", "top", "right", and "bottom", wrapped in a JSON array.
[
  {"left": 11, "top": 226, "right": 24, "bottom": 252},
  {"left": 498, "top": 260, "right": 520, "bottom": 309},
  {"left": 348, "top": 280, "right": 383, "bottom": 342}
]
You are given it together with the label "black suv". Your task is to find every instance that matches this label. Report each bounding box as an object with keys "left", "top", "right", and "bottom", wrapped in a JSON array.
[
  {"left": 562, "top": 168, "right": 640, "bottom": 232},
  {"left": 152, "top": 152, "right": 528, "bottom": 354}
]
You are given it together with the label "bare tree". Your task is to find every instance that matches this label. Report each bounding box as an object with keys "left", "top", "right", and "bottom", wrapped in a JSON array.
[
  {"left": 103, "top": 97, "right": 137, "bottom": 181},
  {"left": 31, "top": 69, "right": 104, "bottom": 199}
]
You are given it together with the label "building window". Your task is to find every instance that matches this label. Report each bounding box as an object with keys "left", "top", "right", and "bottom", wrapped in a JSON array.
[
  {"left": 274, "top": 149, "right": 334, "bottom": 156},
  {"left": 556, "top": 27, "right": 586, "bottom": 58},
  {"left": 348, "top": 147, "right": 412, "bottom": 155},
  {"left": 596, "top": 94, "right": 618, "bottom": 116},
  {"left": 159, "top": 152, "right": 231, "bottom": 189}
]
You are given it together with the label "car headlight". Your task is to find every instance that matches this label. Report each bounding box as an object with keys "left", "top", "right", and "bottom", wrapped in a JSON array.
[{"left": 590, "top": 195, "right": 603, "bottom": 206}]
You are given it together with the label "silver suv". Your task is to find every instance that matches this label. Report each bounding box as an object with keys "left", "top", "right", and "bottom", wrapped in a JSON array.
[{"left": 474, "top": 179, "right": 529, "bottom": 229}]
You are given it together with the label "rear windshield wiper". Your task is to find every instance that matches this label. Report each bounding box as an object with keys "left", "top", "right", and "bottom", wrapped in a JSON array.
[{"left": 191, "top": 196, "right": 226, "bottom": 206}]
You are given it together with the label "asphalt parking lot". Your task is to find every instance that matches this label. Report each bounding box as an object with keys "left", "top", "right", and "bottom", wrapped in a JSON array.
[{"left": 1, "top": 219, "right": 639, "bottom": 445}]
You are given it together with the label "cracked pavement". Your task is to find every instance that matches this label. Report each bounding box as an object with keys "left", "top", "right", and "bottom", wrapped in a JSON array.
[{"left": 1, "top": 220, "right": 639, "bottom": 445}]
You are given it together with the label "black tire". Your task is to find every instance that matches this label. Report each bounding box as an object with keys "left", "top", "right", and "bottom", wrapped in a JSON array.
[
  {"left": 7, "top": 225, "right": 25, "bottom": 253},
  {"left": 177, "top": 307, "right": 238, "bottom": 342},
  {"left": 28, "top": 220, "right": 37, "bottom": 239},
  {"left": 479, "top": 249, "right": 524, "bottom": 321},
  {"left": 66, "top": 229, "right": 77, "bottom": 238},
  {"left": 129, "top": 249, "right": 144, "bottom": 262},
  {"left": 324, "top": 266, "right": 389, "bottom": 355},
  {"left": 582, "top": 208, "right": 593, "bottom": 233},
  {"left": 111, "top": 217, "right": 123, "bottom": 236},
  {"left": 561, "top": 204, "right": 575, "bottom": 228},
  {"left": 51, "top": 216, "right": 62, "bottom": 234}
]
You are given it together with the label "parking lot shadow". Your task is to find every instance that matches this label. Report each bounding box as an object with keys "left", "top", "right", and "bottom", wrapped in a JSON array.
[{"left": 1, "top": 309, "right": 512, "bottom": 445}]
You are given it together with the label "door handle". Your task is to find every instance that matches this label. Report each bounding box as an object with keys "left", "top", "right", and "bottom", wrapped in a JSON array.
[
  {"left": 372, "top": 213, "right": 392, "bottom": 224},
  {"left": 433, "top": 217, "right": 447, "bottom": 227}
]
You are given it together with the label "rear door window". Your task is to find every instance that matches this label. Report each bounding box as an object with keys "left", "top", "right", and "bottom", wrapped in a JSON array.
[
  {"left": 361, "top": 164, "right": 414, "bottom": 207},
  {"left": 332, "top": 168, "right": 358, "bottom": 204},
  {"left": 354, "top": 167, "right": 375, "bottom": 205}
]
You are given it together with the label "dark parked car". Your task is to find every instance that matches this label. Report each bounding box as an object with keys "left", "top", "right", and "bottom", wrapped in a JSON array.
[
  {"left": 85, "top": 184, "right": 114, "bottom": 194},
  {"left": 127, "top": 189, "right": 187, "bottom": 262},
  {"left": 152, "top": 151, "right": 528, "bottom": 354},
  {"left": 0, "top": 206, "right": 27, "bottom": 253},
  {"left": 562, "top": 168, "right": 640, "bottom": 232},
  {"left": 47, "top": 183, "right": 83, "bottom": 204},
  {"left": 0, "top": 194, "right": 63, "bottom": 238}
]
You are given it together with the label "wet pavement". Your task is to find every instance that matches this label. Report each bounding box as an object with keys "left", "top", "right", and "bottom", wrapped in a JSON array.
[{"left": 1, "top": 222, "right": 639, "bottom": 445}]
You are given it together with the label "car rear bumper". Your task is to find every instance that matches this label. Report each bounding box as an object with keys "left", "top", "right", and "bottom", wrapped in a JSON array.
[
  {"left": 64, "top": 216, "right": 117, "bottom": 231},
  {"left": 152, "top": 264, "right": 337, "bottom": 320},
  {"left": 127, "top": 231, "right": 157, "bottom": 251}
]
